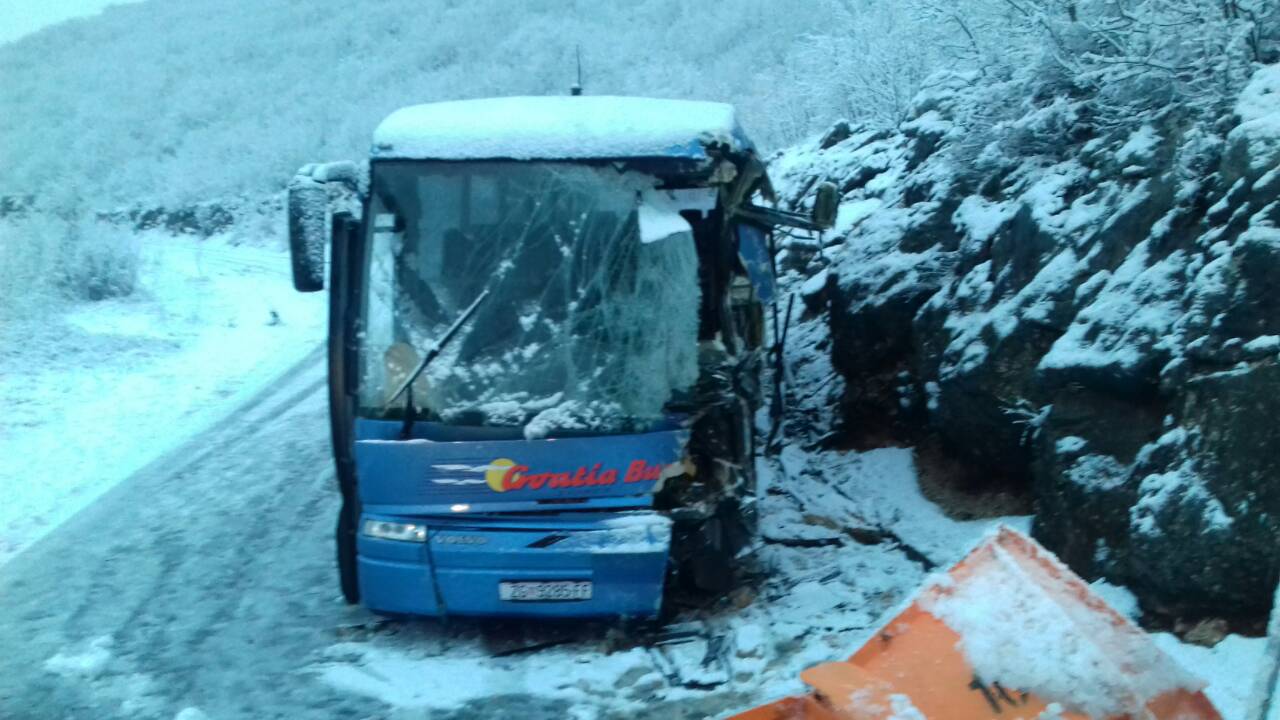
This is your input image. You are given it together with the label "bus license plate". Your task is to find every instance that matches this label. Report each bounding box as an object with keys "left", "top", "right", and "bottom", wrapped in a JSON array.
[{"left": 499, "top": 580, "right": 592, "bottom": 602}]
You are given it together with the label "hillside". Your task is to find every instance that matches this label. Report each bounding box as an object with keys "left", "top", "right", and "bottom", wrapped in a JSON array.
[{"left": 0, "top": 0, "right": 944, "bottom": 210}]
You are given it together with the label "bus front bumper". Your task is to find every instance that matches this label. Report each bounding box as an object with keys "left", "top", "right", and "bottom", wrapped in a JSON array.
[{"left": 356, "top": 512, "right": 670, "bottom": 618}]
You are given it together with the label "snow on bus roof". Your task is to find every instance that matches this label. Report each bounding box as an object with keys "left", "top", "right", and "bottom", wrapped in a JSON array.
[{"left": 371, "top": 96, "right": 752, "bottom": 161}]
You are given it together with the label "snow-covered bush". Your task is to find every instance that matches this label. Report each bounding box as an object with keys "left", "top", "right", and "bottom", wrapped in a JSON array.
[
  {"left": 768, "top": 0, "right": 952, "bottom": 132},
  {"left": 0, "top": 214, "right": 64, "bottom": 320},
  {"left": 57, "top": 218, "right": 140, "bottom": 302},
  {"left": 0, "top": 213, "right": 139, "bottom": 319},
  {"left": 922, "top": 0, "right": 1279, "bottom": 147}
]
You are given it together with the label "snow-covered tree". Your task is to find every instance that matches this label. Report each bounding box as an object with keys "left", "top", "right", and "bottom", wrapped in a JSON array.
[{"left": 922, "top": 0, "right": 1279, "bottom": 124}]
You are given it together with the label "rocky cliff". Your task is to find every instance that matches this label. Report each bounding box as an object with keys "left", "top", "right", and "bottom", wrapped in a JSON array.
[{"left": 772, "top": 65, "right": 1280, "bottom": 620}]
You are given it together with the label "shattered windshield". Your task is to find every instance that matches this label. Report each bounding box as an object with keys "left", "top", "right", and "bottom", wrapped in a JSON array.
[{"left": 359, "top": 161, "right": 701, "bottom": 437}]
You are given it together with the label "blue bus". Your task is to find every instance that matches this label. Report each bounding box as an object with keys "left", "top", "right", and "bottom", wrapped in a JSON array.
[{"left": 287, "top": 95, "right": 834, "bottom": 619}]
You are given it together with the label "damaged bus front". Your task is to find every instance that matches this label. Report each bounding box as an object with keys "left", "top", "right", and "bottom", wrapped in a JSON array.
[{"left": 288, "top": 96, "right": 835, "bottom": 618}]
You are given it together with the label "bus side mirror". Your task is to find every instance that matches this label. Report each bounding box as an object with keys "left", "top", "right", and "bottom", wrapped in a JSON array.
[
  {"left": 288, "top": 176, "right": 328, "bottom": 292},
  {"left": 811, "top": 182, "right": 838, "bottom": 231}
]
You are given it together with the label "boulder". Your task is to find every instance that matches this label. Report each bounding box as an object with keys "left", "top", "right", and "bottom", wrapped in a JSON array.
[{"left": 1125, "top": 362, "right": 1280, "bottom": 616}]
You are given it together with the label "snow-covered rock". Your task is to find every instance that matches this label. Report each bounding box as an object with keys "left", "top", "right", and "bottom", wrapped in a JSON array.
[
  {"left": 772, "top": 64, "right": 1280, "bottom": 618},
  {"left": 1226, "top": 63, "right": 1280, "bottom": 185}
]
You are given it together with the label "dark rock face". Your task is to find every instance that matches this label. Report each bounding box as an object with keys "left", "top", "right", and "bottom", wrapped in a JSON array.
[
  {"left": 772, "top": 66, "right": 1280, "bottom": 618},
  {"left": 88, "top": 194, "right": 283, "bottom": 238},
  {"left": 0, "top": 194, "right": 36, "bottom": 219},
  {"left": 1129, "top": 362, "right": 1280, "bottom": 616}
]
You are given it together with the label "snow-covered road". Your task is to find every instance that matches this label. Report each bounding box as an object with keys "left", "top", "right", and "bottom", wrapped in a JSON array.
[{"left": 0, "top": 353, "right": 363, "bottom": 719}]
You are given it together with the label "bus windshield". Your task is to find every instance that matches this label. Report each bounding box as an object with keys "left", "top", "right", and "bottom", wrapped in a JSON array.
[{"left": 359, "top": 161, "right": 701, "bottom": 437}]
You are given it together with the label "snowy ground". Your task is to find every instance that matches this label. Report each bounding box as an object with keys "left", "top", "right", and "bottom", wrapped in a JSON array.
[
  {"left": 1, "top": 376, "right": 1266, "bottom": 718},
  {"left": 310, "top": 446, "right": 1011, "bottom": 717},
  {"left": 0, "top": 375, "right": 988, "bottom": 720},
  {"left": 306, "top": 447, "right": 1273, "bottom": 718},
  {"left": 0, "top": 234, "right": 326, "bottom": 565},
  {"left": 0, "top": 233, "right": 1270, "bottom": 719}
]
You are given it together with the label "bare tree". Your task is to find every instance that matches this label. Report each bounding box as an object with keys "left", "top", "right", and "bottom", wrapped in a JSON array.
[{"left": 912, "top": 0, "right": 1277, "bottom": 139}]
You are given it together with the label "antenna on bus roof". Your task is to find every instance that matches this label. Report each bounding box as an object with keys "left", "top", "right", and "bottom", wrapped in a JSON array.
[{"left": 570, "top": 45, "right": 583, "bottom": 96}]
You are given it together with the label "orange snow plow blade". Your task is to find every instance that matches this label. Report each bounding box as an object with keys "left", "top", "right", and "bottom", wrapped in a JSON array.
[{"left": 730, "top": 527, "right": 1221, "bottom": 720}]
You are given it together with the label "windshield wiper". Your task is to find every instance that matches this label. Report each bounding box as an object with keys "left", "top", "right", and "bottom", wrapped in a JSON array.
[{"left": 387, "top": 289, "right": 491, "bottom": 439}]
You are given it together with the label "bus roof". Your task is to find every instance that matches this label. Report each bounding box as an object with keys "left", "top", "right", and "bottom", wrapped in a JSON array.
[{"left": 371, "top": 96, "right": 753, "bottom": 162}]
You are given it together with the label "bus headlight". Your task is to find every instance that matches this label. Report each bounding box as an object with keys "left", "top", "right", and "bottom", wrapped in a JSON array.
[{"left": 362, "top": 519, "right": 427, "bottom": 543}]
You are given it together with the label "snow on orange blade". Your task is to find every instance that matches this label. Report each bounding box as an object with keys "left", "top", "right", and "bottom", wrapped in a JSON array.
[{"left": 729, "top": 526, "right": 1220, "bottom": 720}]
